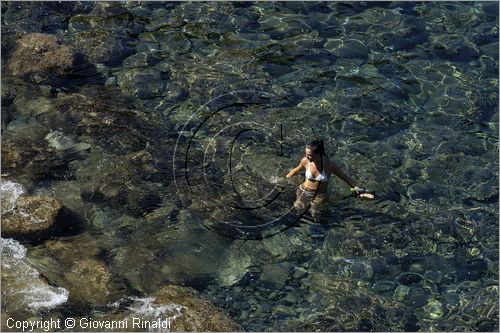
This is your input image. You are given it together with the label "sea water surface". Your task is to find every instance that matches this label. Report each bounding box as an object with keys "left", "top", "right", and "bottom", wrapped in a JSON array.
[{"left": 1, "top": 1, "right": 499, "bottom": 331}]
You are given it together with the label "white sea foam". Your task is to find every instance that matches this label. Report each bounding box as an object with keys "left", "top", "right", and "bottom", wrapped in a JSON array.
[
  {"left": 22, "top": 285, "right": 69, "bottom": 310},
  {"left": 0, "top": 237, "right": 27, "bottom": 259},
  {"left": 1, "top": 238, "right": 69, "bottom": 311},
  {"left": 127, "top": 296, "right": 186, "bottom": 320},
  {"left": 1, "top": 180, "right": 25, "bottom": 213}
]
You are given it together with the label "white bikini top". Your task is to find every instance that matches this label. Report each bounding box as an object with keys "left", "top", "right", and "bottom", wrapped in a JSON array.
[{"left": 305, "top": 158, "right": 328, "bottom": 183}]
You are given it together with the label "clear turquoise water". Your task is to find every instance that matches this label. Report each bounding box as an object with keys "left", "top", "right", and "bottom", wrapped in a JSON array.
[{"left": 1, "top": 1, "right": 498, "bottom": 331}]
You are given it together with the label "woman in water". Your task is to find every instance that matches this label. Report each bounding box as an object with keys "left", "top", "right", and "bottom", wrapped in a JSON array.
[{"left": 286, "top": 139, "right": 374, "bottom": 220}]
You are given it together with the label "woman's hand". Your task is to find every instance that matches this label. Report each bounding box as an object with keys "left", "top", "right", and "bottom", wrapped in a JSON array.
[
  {"left": 351, "top": 186, "right": 375, "bottom": 199},
  {"left": 359, "top": 192, "right": 375, "bottom": 199}
]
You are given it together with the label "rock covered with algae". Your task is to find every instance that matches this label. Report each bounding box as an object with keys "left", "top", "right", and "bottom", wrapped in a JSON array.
[
  {"left": 153, "top": 285, "right": 243, "bottom": 331},
  {"left": 35, "top": 88, "right": 169, "bottom": 157},
  {"left": 36, "top": 91, "right": 143, "bottom": 152},
  {"left": 67, "top": 2, "right": 141, "bottom": 66},
  {"left": 1, "top": 189, "right": 63, "bottom": 238},
  {"left": 28, "top": 234, "right": 125, "bottom": 307},
  {"left": 64, "top": 258, "right": 121, "bottom": 306},
  {"left": 76, "top": 148, "right": 164, "bottom": 216},
  {"left": 1, "top": 93, "right": 92, "bottom": 181},
  {"left": 71, "top": 29, "right": 129, "bottom": 65},
  {"left": 110, "top": 214, "right": 230, "bottom": 293},
  {"left": 1, "top": 134, "right": 69, "bottom": 181},
  {"left": 79, "top": 285, "right": 243, "bottom": 332},
  {"left": 7, "top": 33, "right": 75, "bottom": 83}
]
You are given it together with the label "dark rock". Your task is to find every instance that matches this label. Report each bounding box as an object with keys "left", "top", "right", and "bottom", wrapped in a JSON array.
[
  {"left": 2, "top": 1, "right": 93, "bottom": 33},
  {"left": 260, "top": 262, "right": 291, "bottom": 288},
  {"left": 117, "top": 67, "right": 166, "bottom": 100},
  {"left": 37, "top": 91, "right": 156, "bottom": 154},
  {"left": 76, "top": 149, "right": 163, "bottom": 216},
  {"left": 430, "top": 34, "right": 481, "bottom": 62},
  {"left": 479, "top": 41, "right": 499, "bottom": 58},
  {"left": 1, "top": 79, "right": 17, "bottom": 106},
  {"left": 1, "top": 134, "right": 69, "bottom": 180},
  {"left": 325, "top": 37, "right": 370, "bottom": 59},
  {"left": 122, "top": 51, "right": 161, "bottom": 68},
  {"left": 71, "top": 29, "right": 131, "bottom": 65}
]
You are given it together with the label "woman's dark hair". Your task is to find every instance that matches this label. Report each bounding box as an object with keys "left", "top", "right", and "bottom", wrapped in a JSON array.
[{"left": 306, "top": 139, "right": 328, "bottom": 158}]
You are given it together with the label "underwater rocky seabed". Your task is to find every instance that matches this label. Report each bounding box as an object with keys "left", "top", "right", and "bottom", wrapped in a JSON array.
[{"left": 0, "top": 1, "right": 499, "bottom": 331}]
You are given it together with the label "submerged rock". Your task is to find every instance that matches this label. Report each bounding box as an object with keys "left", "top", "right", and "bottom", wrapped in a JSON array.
[
  {"left": 87, "top": 285, "right": 243, "bottom": 332},
  {"left": 117, "top": 67, "right": 166, "bottom": 100},
  {"left": 76, "top": 149, "right": 163, "bottom": 216},
  {"left": 7, "top": 33, "right": 75, "bottom": 83},
  {"left": 34, "top": 233, "right": 102, "bottom": 262},
  {"left": 421, "top": 153, "right": 498, "bottom": 202},
  {"left": 66, "top": 2, "right": 142, "bottom": 66},
  {"left": 1, "top": 78, "right": 17, "bottom": 107},
  {"left": 1, "top": 135, "right": 68, "bottom": 180},
  {"left": 28, "top": 234, "right": 125, "bottom": 307},
  {"left": 47, "top": 180, "right": 88, "bottom": 218},
  {"left": 153, "top": 285, "right": 243, "bottom": 331},
  {"left": 71, "top": 30, "right": 129, "bottom": 65},
  {"left": 45, "top": 131, "right": 91, "bottom": 160},
  {"left": 64, "top": 259, "right": 121, "bottom": 306},
  {"left": 281, "top": 274, "right": 410, "bottom": 331},
  {"left": 325, "top": 38, "right": 370, "bottom": 59},
  {"left": 1, "top": 1, "right": 94, "bottom": 34},
  {"left": 1, "top": 195, "right": 63, "bottom": 238},
  {"left": 69, "top": 1, "right": 145, "bottom": 36},
  {"left": 37, "top": 90, "right": 161, "bottom": 155},
  {"left": 217, "top": 247, "right": 254, "bottom": 287},
  {"left": 430, "top": 34, "right": 480, "bottom": 61},
  {"left": 260, "top": 262, "right": 291, "bottom": 288},
  {"left": 111, "top": 219, "right": 230, "bottom": 293}
]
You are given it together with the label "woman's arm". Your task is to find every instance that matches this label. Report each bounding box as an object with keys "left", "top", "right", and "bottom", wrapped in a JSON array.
[
  {"left": 329, "top": 160, "right": 356, "bottom": 187},
  {"left": 329, "top": 160, "right": 375, "bottom": 199},
  {"left": 286, "top": 158, "right": 306, "bottom": 178}
]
